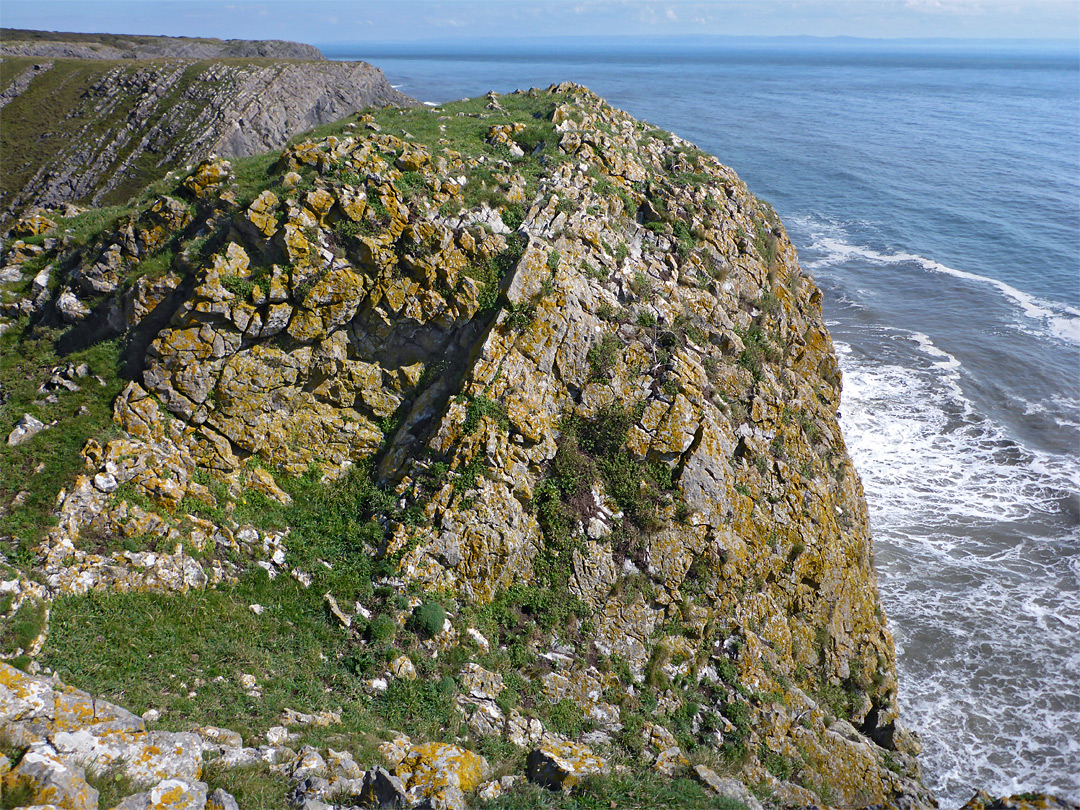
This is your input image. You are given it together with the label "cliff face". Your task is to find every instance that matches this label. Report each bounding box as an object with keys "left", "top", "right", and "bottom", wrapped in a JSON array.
[
  {"left": 0, "top": 41, "right": 413, "bottom": 225},
  {"left": 0, "top": 84, "right": 933, "bottom": 809}
]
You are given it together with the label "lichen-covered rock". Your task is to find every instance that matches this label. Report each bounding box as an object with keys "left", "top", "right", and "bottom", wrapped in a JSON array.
[
  {"left": 2, "top": 742, "right": 99, "bottom": 810},
  {"left": 393, "top": 742, "right": 488, "bottom": 807},
  {"left": 182, "top": 158, "right": 234, "bottom": 199},
  {"left": 109, "top": 778, "right": 207, "bottom": 810},
  {"left": 693, "top": 766, "right": 765, "bottom": 810},
  {"left": 11, "top": 210, "right": 57, "bottom": 236},
  {"left": 3, "top": 82, "right": 932, "bottom": 807},
  {"left": 525, "top": 739, "right": 607, "bottom": 790}
]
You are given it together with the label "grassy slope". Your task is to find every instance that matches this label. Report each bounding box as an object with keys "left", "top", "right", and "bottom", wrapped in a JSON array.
[
  {"left": 1, "top": 29, "right": 236, "bottom": 48},
  {"left": 3, "top": 95, "right": 761, "bottom": 808}
]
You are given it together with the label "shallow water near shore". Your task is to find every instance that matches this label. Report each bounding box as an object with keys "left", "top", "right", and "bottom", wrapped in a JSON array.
[{"left": 324, "top": 37, "right": 1080, "bottom": 804}]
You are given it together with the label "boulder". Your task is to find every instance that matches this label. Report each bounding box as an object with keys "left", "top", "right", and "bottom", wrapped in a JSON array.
[
  {"left": 394, "top": 742, "right": 488, "bottom": 807},
  {"left": 693, "top": 766, "right": 765, "bottom": 810},
  {"left": 525, "top": 739, "right": 607, "bottom": 791},
  {"left": 358, "top": 766, "right": 407, "bottom": 809},
  {"left": 109, "top": 778, "right": 207, "bottom": 810},
  {"left": 2, "top": 742, "right": 99, "bottom": 810},
  {"left": 7, "top": 413, "right": 46, "bottom": 446}
]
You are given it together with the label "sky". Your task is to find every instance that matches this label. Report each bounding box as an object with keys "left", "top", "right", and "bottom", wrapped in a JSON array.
[{"left": 0, "top": 0, "right": 1077, "bottom": 44}]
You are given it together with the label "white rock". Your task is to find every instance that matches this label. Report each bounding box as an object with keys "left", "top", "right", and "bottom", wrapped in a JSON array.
[
  {"left": 249, "top": 603, "right": 264, "bottom": 615},
  {"left": 7, "top": 413, "right": 46, "bottom": 446},
  {"left": 93, "top": 472, "right": 119, "bottom": 493},
  {"left": 266, "top": 725, "right": 290, "bottom": 745},
  {"left": 57, "top": 289, "right": 90, "bottom": 323},
  {"left": 291, "top": 569, "right": 312, "bottom": 587},
  {"left": 467, "top": 628, "right": 490, "bottom": 652},
  {"left": 364, "top": 677, "right": 389, "bottom": 692}
]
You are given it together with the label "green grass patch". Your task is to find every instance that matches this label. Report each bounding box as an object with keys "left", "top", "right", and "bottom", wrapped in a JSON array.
[
  {"left": 0, "top": 329, "right": 126, "bottom": 561},
  {"left": 480, "top": 771, "right": 745, "bottom": 809}
]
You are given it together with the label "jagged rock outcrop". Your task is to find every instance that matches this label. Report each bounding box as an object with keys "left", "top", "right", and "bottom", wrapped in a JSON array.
[
  {"left": 1, "top": 83, "right": 939, "bottom": 807},
  {"left": 0, "top": 35, "right": 413, "bottom": 225}
]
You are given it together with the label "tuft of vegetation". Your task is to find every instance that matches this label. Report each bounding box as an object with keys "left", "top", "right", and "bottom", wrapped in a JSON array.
[
  {"left": 463, "top": 394, "right": 510, "bottom": 435},
  {"left": 586, "top": 334, "right": 623, "bottom": 380},
  {"left": 409, "top": 602, "right": 447, "bottom": 639}
]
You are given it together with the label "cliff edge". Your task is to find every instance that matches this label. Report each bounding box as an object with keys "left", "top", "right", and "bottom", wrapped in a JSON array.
[
  {"left": 0, "top": 28, "right": 326, "bottom": 60},
  {"left": 0, "top": 83, "right": 933, "bottom": 809}
]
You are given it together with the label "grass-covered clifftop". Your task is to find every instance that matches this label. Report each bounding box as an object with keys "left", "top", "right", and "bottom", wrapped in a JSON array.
[
  {"left": 0, "top": 28, "right": 325, "bottom": 59},
  {"left": 0, "top": 84, "right": 932, "bottom": 810}
]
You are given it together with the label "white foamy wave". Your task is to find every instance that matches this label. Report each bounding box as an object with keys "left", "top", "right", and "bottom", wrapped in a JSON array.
[
  {"left": 796, "top": 220, "right": 1080, "bottom": 346},
  {"left": 837, "top": 337, "right": 1078, "bottom": 526},
  {"left": 1024, "top": 396, "right": 1080, "bottom": 431},
  {"left": 836, "top": 335, "right": 1080, "bottom": 804}
]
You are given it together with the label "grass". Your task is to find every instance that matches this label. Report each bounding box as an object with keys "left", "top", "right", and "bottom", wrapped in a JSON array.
[
  {"left": 200, "top": 762, "right": 292, "bottom": 810},
  {"left": 0, "top": 329, "right": 126, "bottom": 562},
  {"left": 0, "top": 597, "right": 48, "bottom": 663},
  {"left": 480, "top": 772, "right": 748, "bottom": 809}
]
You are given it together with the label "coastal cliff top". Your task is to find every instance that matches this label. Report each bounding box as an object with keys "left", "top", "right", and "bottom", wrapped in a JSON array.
[{"left": 0, "top": 27, "right": 325, "bottom": 60}]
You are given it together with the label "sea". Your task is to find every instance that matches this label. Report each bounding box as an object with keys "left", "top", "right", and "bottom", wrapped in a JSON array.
[{"left": 323, "top": 37, "right": 1080, "bottom": 806}]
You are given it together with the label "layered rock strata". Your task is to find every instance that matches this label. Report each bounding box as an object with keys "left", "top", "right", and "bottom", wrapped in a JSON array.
[{"left": 0, "top": 37, "right": 413, "bottom": 224}]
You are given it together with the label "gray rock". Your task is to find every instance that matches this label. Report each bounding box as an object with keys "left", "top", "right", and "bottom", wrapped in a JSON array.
[
  {"left": 206, "top": 787, "right": 241, "bottom": 810},
  {"left": 359, "top": 766, "right": 408, "bottom": 809},
  {"left": 4, "top": 741, "right": 99, "bottom": 810},
  {"left": 7, "top": 413, "right": 46, "bottom": 446},
  {"left": 3, "top": 57, "right": 413, "bottom": 226},
  {"left": 111, "top": 778, "right": 208, "bottom": 810},
  {"left": 692, "top": 766, "right": 765, "bottom": 810},
  {"left": 57, "top": 289, "right": 90, "bottom": 323}
]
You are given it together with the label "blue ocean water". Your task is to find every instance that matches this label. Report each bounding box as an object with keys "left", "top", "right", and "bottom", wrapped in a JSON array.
[{"left": 324, "top": 38, "right": 1080, "bottom": 805}]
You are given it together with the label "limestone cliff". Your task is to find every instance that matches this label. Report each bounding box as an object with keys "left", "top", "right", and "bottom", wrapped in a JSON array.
[
  {"left": 0, "top": 32, "right": 414, "bottom": 225},
  {"left": 0, "top": 84, "right": 934, "bottom": 809}
]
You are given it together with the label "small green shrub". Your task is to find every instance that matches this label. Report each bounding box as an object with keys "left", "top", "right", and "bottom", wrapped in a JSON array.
[
  {"left": 759, "top": 743, "right": 794, "bottom": 780},
  {"left": 368, "top": 613, "right": 397, "bottom": 643},
  {"left": 636, "top": 311, "right": 658, "bottom": 328},
  {"left": 504, "top": 302, "right": 535, "bottom": 332},
  {"left": 587, "top": 334, "right": 623, "bottom": 380},
  {"left": 547, "top": 698, "right": 588, "bottom": 739},
  {"left": 630, "top": 271, "right": 653, "bottom": 300},
  {"left": 463, "top": 395, "right": 509, "bottom": 434},
  {"left": 410, "top": 602, "right": 446, "bottom": 639},
  {"left": 395, "top": 171, "right": 425, "bottom": 197},
  {"left": 221, "top": 275, "right": 255, "bottom": 299},
  {"left": 334, "top": 218, "right": 362, "bottom": 239},
  {"left": 500, "top": 203, "right": 525, "bottom": 230}
]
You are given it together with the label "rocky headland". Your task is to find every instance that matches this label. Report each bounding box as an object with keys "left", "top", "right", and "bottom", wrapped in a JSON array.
[
  {"left": 0, "top": 29, "right": 413, "bottom": 227},
  {"left": 0, "top": 29, "right": 326, "bottom": 61},
  {"left": 0, "top": 79, "right": 1053, "bottom": 809}
]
